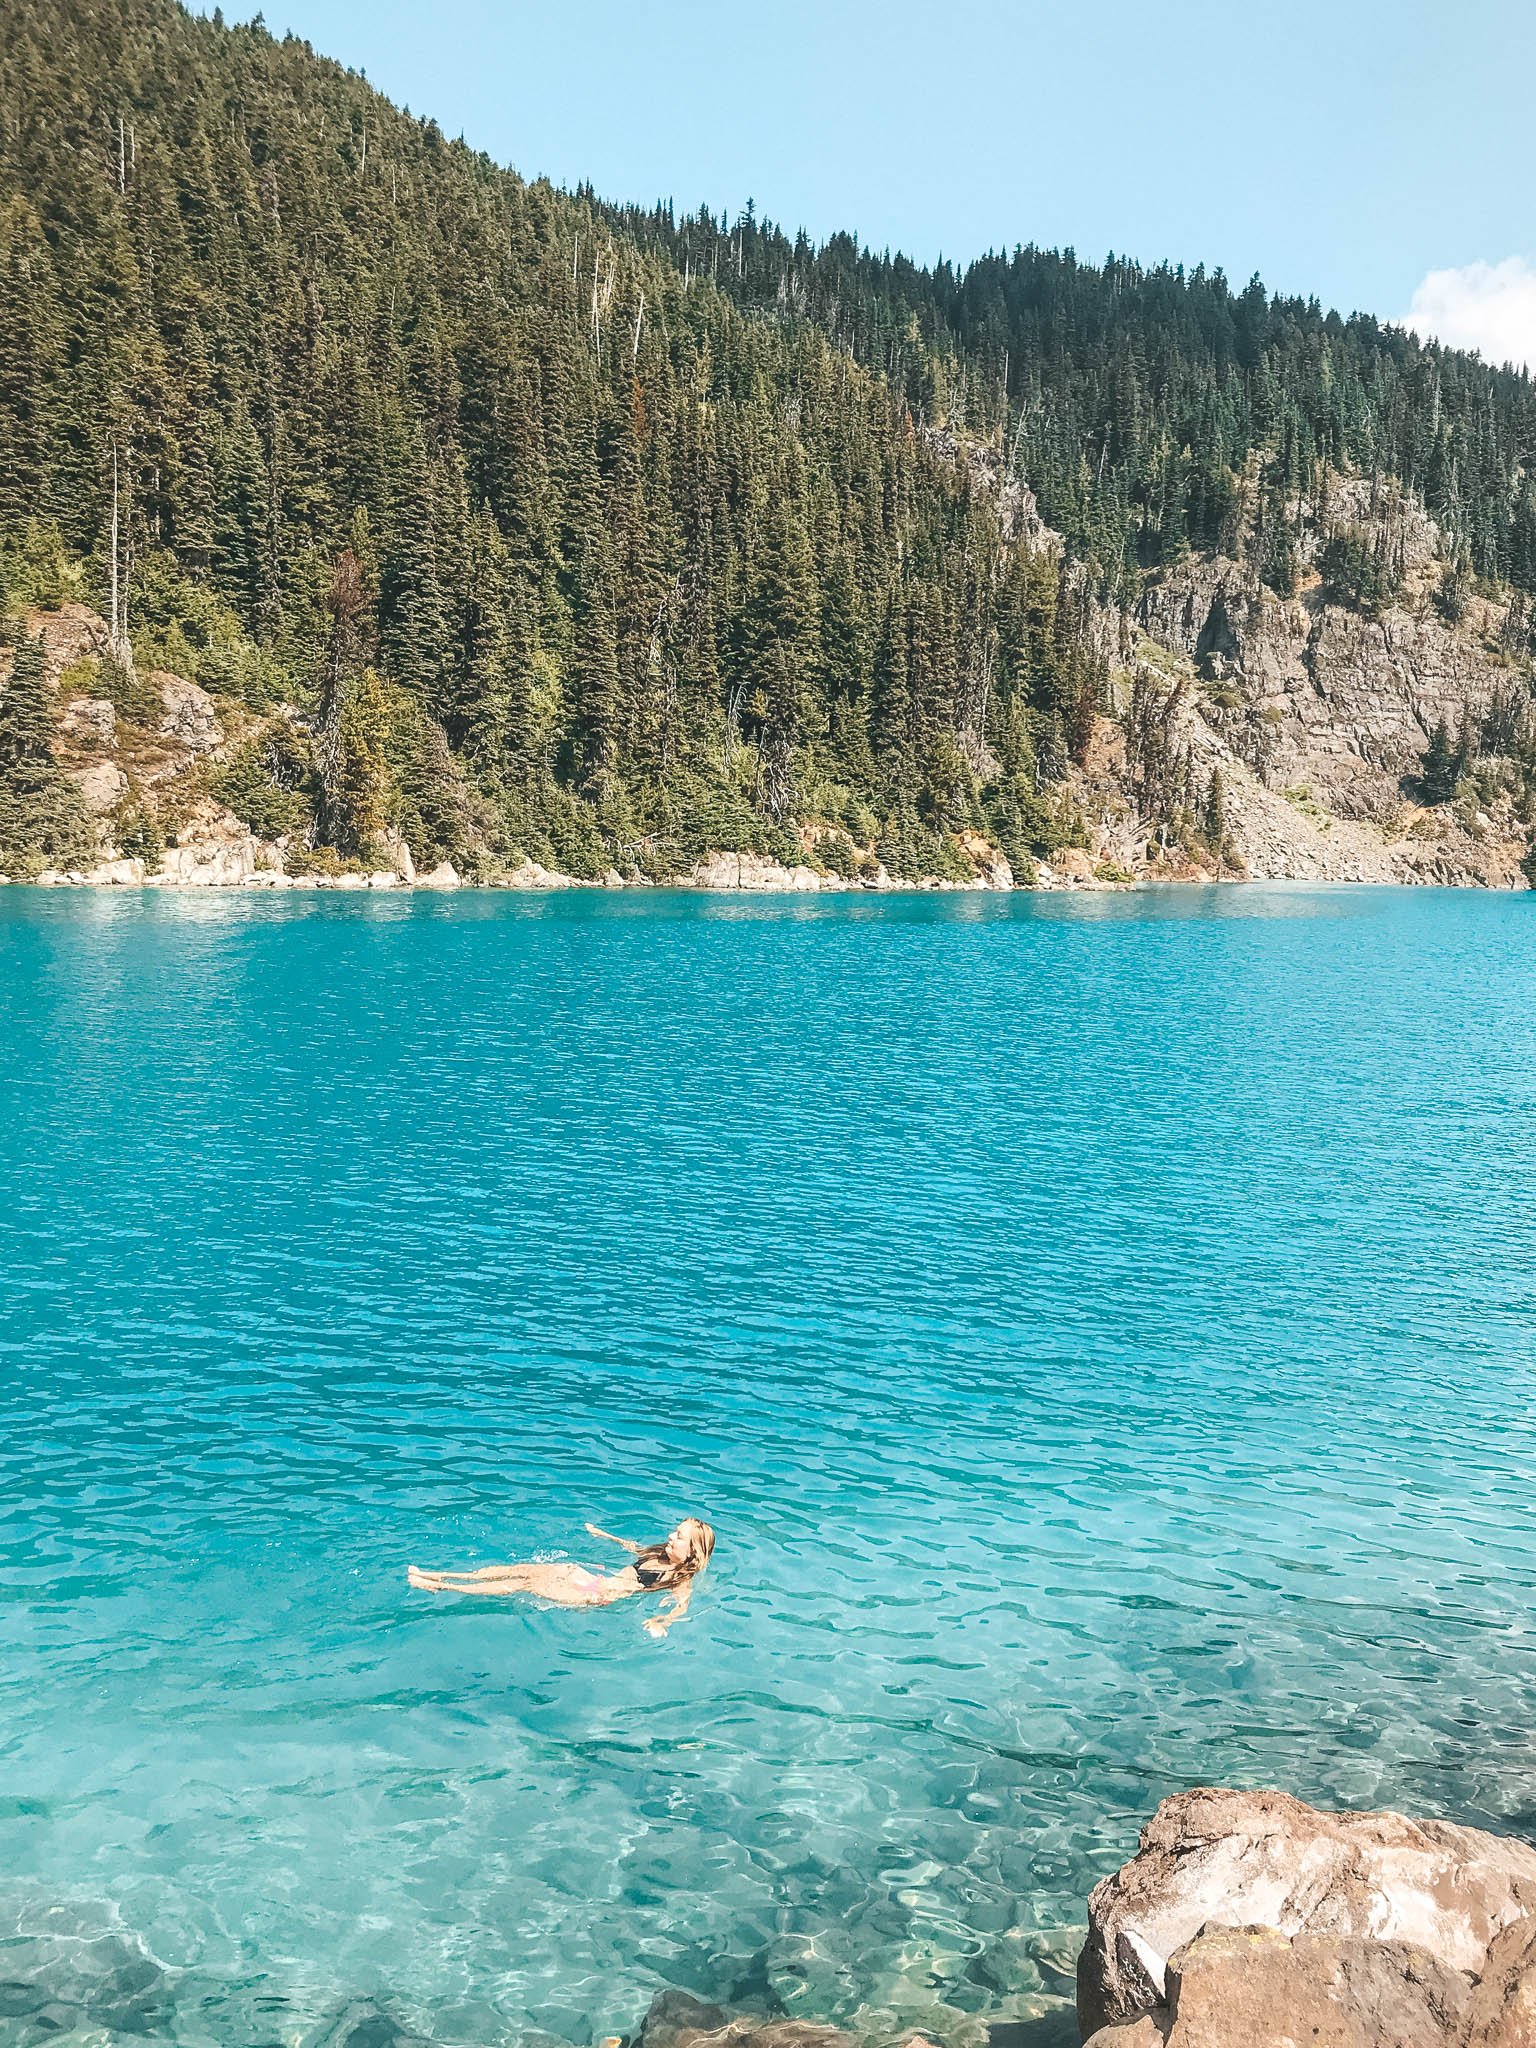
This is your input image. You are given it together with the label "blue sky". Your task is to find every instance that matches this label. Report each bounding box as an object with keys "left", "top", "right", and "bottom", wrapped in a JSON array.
[{"left": 210, "top": 0, "right": 1536, "bottom": 363}]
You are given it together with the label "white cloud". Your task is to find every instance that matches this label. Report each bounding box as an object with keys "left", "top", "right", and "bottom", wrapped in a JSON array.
[{"left": 1403, "top": 257, "right": 1536, "bottom": 372}]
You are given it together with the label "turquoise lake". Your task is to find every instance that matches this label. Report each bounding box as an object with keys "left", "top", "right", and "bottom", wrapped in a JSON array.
[{"left": 3, "top": 884, "right": 1536, "bottom": 2046}]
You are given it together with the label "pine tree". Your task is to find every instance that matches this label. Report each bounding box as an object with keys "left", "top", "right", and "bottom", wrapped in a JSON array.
[
  {"left": 1420, "top": 718, "right": 1459, "bottom": 805},
  {"left": 572, "top": 536, "right": 621, "bottom": 787},
  {"left": 329, "top": 667, "right": 391, "bottom": 856},
  {"left": 0, "top": 633, "right": 92, "bottom": 875},
  {"left": 315, "top": 548, "right": 376, "bottom": 850}
]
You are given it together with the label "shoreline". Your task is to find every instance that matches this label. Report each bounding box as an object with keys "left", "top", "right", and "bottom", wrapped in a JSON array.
[
  {"left": 1, "top": 869, "right": 1524, "bottom": 895},
  {"left": 4, "top": 844, "right": 1527, "bottom": 896},
  {"left": 0, "top": 851, "right": 1114, "bottom": 895}
]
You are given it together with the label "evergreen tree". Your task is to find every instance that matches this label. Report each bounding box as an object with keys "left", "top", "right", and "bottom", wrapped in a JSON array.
[
  {"left": 1420, "top": 717, "right": 1464, "bottom": 805},
  {"left": 314, "top": 548, "right": 376, "bottom": 850},
  {"left": 572, "top": 537, "right": 621, "bottom": 787},
  {"left": 330, "top": 667, "right": 391, "bottom": 856},
  {"left": 0, "top": 634, "right": 92, "bottom": 875}
]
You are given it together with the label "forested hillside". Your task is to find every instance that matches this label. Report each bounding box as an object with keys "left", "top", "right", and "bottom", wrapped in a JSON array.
[
  {"left": 613, "top": 204, "right": 1536, "bottom": 602},
  {"left": 1, "top": 0, "right": 1534, "bottom": 885}
]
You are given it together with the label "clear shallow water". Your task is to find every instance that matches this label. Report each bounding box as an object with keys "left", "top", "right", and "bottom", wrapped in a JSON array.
[{"left": 3, "top": 884, "right": 1536, "bottom": 2047}]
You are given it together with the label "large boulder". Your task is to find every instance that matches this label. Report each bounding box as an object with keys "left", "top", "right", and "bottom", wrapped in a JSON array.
[
  {"left": 156, "top": 672, "right": 223, "bottom": 754},
  {"left": 1078, "top": 1789, "right": 1536, "bottom": 2038},
  {"left": 69, "top": 758, "right": 128, "bottom": 814},
  {"left": 1080, "top": 1924, "right": 1474, "bottom": 2047},
  {"left": 686, "top": 852, "right": 828, "bottom": 891},
  {"left": 60, "top": 695, "right": 117, "bottom": 745}
]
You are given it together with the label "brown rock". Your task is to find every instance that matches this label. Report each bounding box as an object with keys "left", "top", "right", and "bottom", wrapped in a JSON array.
[
  {"left": 1082, "top": 2019, "right": 1168, "bottom": 2048},
  {"left": 1078, "top": 1789, "right": 1536, "bottom": 2036},
  {"left": 1159, "top": 1924, "right": 1470, "bottom": 2046},
  {"left": 1467, "top": 1915, "right": 1536, "bottom": 2048},
  {"left": 26, "top": 601, "right": 110, "bottom": 671}
]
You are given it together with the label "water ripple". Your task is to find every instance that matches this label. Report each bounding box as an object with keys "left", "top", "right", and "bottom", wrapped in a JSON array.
[{"left": 1, "top": 885, "right": 1534, "bottom": 2045}]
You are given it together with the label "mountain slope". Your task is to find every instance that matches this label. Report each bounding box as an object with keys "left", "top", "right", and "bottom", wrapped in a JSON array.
[
  {"left": 614, "top": 204, "right": 1536, "bottom": 602},
  {"left": 0, "top": 0, "right": 1533, "bottom": 888}
]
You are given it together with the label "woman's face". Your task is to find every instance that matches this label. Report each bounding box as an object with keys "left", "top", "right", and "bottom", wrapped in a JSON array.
[{"left": 666, "top": 1520, "right": 709, "bottom": 1564}]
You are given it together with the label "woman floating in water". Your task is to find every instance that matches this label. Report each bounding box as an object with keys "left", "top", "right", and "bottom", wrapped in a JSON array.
[{"left": 408, "top": 1517, "right": 715, "bottom": 1638}]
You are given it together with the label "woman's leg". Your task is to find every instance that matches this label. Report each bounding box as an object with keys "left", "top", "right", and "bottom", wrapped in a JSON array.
[
  {"left": 408, "top": 1562, "right": 610, "bottom": 1604},
  {"left": 408, "top": 1564, "right": 539, "bottom": 1594}
]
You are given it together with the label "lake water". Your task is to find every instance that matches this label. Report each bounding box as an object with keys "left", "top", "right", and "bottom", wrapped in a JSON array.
[{"left": 3, "top": 884, "right": 1536, "bottom": 2048}]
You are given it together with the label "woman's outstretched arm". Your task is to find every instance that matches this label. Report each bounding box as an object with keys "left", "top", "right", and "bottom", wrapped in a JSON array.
[
  {"left": 584, "top": 1521, "right": 640, "bottom": 1553},
  {"left": 643, "top": 1583, "right": 693, "bottom": 1638}
]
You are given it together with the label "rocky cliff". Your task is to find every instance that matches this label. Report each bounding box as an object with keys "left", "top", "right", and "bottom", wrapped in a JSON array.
[{"left": 1089, "top": 480, "right": 1534, "bottom": 886}]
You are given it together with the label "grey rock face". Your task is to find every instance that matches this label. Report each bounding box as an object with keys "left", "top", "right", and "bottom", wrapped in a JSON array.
[
  {"left": 156, "top": 671, "right": 224, "bottom": 754},
  {"left": 1127, "top": 550, "right": 1534, "bottom": 882},
  {"left": 68, "top": 757, "right": 129, "bottom": 814},
  {"left": 1136, "top": 553, "right": 1519, "bottom": 818},
  {"left": 61, "top": 695, "right": 118, "bottom": 744}
]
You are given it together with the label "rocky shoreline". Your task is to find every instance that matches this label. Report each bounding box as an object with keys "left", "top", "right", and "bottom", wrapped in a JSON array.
[
  {"left": 5, "top": 1791, "right": 1534, "bottom": 2046},
  {"left": 5, "top": 575, "right": 1532, "bottom": 898},
  {"left": 629, "top": 1791, "right": 1536, "bottom": 2048},
  {"left": 2, "top": 840, "right": 1522, "bottom": 898},
  {"left": 0, "top": 847, "right": 1115, "bottom": 894}
]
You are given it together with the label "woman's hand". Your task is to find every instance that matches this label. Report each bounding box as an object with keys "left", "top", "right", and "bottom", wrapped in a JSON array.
[
  {"left": 585, "top": 1522, "right": 640, "bottom": 1552},
  {"left": 643, "top": 1585, "right": 691, "bottom": 1638}
]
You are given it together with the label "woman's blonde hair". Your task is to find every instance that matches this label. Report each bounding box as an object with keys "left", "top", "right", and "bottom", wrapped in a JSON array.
[{"left": 633, "top": 1517, "right": 715, "bottom": 1590}]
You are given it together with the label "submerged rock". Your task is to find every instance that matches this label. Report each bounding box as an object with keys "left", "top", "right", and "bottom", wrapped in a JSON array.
[
  {"left": 299, "top": 1995, "right": 437, "bottom": 2048},
  {"left": 0, "top": 1927, "right": 171, "bottom": 2041},
  {"left": 635, "top": 1986, "right": 850, "bottom": 2048},
  {"left": 1078, "top": 1789, "right": 1536, "bottom": 2043}
]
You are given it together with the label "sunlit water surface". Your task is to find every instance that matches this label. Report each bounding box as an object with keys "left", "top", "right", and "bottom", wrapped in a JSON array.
[{"left": 3, "top": 885, "right": 1536, "bottom": 2047}]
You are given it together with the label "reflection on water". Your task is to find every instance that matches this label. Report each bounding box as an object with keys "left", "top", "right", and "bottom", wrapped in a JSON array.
[{"left": 2, "top": 885, "right": 1535, "bottom": 2044}]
